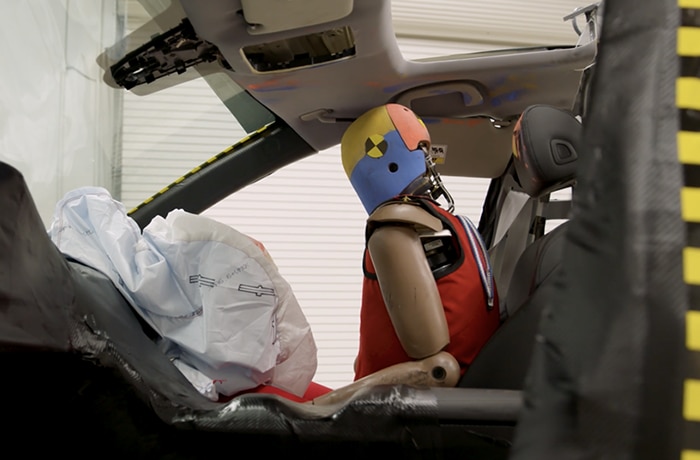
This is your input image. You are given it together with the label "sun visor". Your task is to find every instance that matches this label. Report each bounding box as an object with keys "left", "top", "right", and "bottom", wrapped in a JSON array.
[{"left": 421, "top": 117, "right": 514, "bottom": 178}]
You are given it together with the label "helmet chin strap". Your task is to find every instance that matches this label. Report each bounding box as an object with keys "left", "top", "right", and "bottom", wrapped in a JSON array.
[
  {"left": 402, "top": 175, "right": 431, "bottom": 196},
  {"left": 401, "top": 147, "right": 455, "bottom": 213}
]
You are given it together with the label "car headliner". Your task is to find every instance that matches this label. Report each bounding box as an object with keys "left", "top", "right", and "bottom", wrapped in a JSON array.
[{"left": 114, "top": 0, "right": 596, "bottom": 179}]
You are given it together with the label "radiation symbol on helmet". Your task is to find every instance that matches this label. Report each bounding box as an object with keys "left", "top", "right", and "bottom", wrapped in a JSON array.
[{"left": 365, "top": 134, "right": 388, "bottom": 158}]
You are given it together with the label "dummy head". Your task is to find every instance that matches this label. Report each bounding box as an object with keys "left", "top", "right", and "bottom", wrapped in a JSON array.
[{"left": 341, "top": 103, "right": 453, "bottom": 214}]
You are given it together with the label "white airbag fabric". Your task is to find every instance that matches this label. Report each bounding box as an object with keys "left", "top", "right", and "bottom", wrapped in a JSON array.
[{"left": 48, "top": 187, "right": 317, "bottom": 400}]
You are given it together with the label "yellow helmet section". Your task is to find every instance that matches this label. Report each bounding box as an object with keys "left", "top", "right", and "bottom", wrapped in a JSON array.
[{"left": 341, "top": 105, "right": 397, "bottom": 178}]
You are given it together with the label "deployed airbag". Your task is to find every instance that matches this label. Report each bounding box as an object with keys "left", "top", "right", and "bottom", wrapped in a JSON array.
[{"left": 47, "top": 187, "right": 317, "bottom": 399}]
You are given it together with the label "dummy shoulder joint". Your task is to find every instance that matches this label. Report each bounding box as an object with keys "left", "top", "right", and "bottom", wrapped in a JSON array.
[{"left": 368, "top": 202, "right": 442, "bottom": 232}]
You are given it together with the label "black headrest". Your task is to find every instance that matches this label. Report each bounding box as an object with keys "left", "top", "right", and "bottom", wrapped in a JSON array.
[{"left": 512, "top": 105, "right": 582, "bottom": 197}]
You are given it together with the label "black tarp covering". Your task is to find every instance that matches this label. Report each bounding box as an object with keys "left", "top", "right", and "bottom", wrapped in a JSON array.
[
  {"left": 509, "top": 0, "right": 687, "bottom": 459},
  {"left": 0, "top": 164, "right": 75, "bottom": 351},
  {"left": 0, "top": 161, "right": 515, "bottom": 458}
]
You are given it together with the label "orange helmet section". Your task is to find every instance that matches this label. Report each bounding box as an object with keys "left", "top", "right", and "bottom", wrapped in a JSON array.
[{"left": 385, "top": 103, "right": 430, "bottom": 152}]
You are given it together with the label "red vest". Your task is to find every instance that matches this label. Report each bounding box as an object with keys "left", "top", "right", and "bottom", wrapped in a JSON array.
[{"left": 354, "top": 198, "right": 501, "bottom": 381}]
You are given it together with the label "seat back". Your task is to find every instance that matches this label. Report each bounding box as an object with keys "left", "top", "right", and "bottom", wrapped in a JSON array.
[
  {"left": 487, "top": 104, "right": 581, "bottom": 313},
  {"left": 459, "top": 222, "right": 568, "bottom": 389},
  {"left": 459, "top": 105, "right": 582, "bottom": 389}
]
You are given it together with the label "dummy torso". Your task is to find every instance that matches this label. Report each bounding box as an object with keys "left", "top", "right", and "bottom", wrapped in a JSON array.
[{"left": 354, "top": 196, "right": 501, "bottom": 380}]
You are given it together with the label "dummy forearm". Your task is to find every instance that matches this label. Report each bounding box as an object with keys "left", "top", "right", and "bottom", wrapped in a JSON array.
[
  {"left": 310, "top": 351, "right": 459, "bottom": 406},
  {"left": 368, "top": 225, "right": 449, "bottom": 359}
]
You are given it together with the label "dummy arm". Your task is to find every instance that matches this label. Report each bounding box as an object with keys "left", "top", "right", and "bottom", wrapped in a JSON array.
[
  {"left": 367, "top": 224, "right": 450, "bottom": 358},
  {"left": 310, "top": 351, "right": 459, "bottom": 405}
]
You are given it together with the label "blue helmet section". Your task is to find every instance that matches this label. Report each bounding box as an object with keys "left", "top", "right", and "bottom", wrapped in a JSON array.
[{"left": 348, "top": 130, "right": 427, "bottom": 214}]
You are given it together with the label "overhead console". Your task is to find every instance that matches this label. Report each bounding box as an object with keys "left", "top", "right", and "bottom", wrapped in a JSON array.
[
  {"left": 241, "top": 27, "right": 356, "bottom": 73},
  {"left": 240, "top": 0, "right": 354, "bottom": 35}
]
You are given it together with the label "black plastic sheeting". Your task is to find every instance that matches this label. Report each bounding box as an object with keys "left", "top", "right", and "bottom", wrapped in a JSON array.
[
  {"left": 509, "top": 0, "right": 687, "bottom": 459},
  {"left": 0, "top": 161, "right": 514, "bottom": 458}
]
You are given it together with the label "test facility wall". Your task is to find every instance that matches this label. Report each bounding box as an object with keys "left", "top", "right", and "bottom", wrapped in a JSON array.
[{"left": 0, "top": 1, "right": 122, "bottom": 224}]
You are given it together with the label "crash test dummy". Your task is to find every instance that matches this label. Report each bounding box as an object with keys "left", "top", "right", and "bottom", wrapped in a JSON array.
[{"left": 310, "top": 103, "right": 503, "bottom": 405}]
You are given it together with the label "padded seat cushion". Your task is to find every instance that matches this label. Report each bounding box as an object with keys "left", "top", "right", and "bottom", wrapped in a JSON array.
[
  {"left": 459, "top": 223, "right": 568, "bottom": 390},
  {"left": 504, "top": 223, "right": 568, "bottom": 317}
]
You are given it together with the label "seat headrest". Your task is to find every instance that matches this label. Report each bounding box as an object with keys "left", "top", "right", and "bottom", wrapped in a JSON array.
[{"left": 512, "top": 105, "right": 582, "bottom": 197}]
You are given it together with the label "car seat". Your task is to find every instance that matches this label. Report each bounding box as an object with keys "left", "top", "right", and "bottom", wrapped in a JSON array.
[{"left": 459, "top": 104, "right": 582, "bottom": 390}]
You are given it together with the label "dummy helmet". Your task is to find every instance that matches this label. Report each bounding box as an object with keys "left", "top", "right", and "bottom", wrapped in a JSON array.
[{"left": 341, "top": 103, "right": 452, "bottom": 214}]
